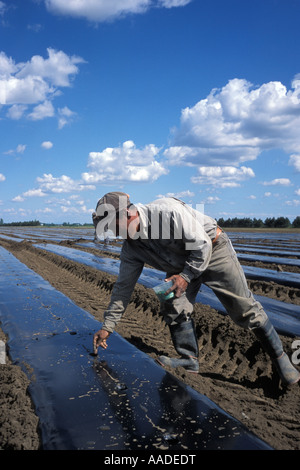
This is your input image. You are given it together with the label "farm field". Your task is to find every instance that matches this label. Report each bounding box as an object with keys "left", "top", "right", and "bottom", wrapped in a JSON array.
[{"left": 0, "top": 226, "right": 300, "bottom": 450}]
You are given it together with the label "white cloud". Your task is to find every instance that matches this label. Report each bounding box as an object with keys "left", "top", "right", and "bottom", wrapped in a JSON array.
[
  {"left": 0, "top": 173, "right": 5, "bottom": 181},
  {"left": 16, "top": 144, "right": 26, "bottom": 154},
  {"left": 35, "top": 207, "right": 54, "bottom": 214},
  {"left": 13, "top": 141, "right": 167, "bottom": 206},
  {"left": 36, "top": 173, "right": 95, "bottom": 194},
  {"left": 3, "top": 144, "right": 26, "bottom": 155},
  {"left": 28, "top": 100, "right": 55, "bottom": 120},
  {"left": 41, "top": 141, "right": 53, "bottom": 149},
  {"left": 0, "top": 48, "right": 84, "bottom": 124},
  {"left": 191, "top": 166, "right": 255, "bottom": 187},
  {"left": 42, "top": 196, "right": 93, "bottom": 217},
  {"left": 23, "top": 188, "right": 47, "bottom": 197},
  {"left": 262, "top": 178, "right": 292, "bottom": 186},
  {"left": 158, "top": 0, "right": 191, "bottom": 7},
  {"left": 0, "top": 51, "right": 18, "bottom": 77},
  {"left": 0, "top": 50, "right": 17, "bottom": 76},
  {"left": 0, "top": 1, "right": 6, "bottom": 15},
  {"left": 27, "top": 23, "right": 43, "bottom": 33},
  {"left": 286, "top": 199, "right": 300, "bottom": 206},
  {"left": 296, "top": 189, "right": 300, "bottom": 196},
  {"left": 289, "top": 154, "right": 300, "bottom": 172},
  {"left": 156, "top": 190, "right": 195, "bottom": 199},
  {"left": 12, "top": 140, "right": 165, "bottom": 205},
  {"left": 82, "top": 140, "right": 168, "bottom": 183},
  {"left": 15, "top": 174, "right": 96, "bottom": 203},
  {"left": 201, "top": 196, "right": 220, "bottom": 204},
  {"left": 12, "top": 195, "right": 25, "bottom": 202},
  {"left": 60, "top": 204, "right": 89, "bottom": 215},
  {"left": 164, "top": 145, "right": 259, "bottom": 168},
  {"left": 45, "top": 0, "right": 192, "bottom": 22},
  {"left": 165, "top": 77, "right": 300, "bottom": 168},
  {"left": 1, "top": 73, "right": 51, "bottom": 105},
  {"left": 16, "top": 47, "right": 84, "bottom": 87},
  {"left": 45, "top": 0, "right": 149, "bottom": 21},
  {"left": 58, "top": 106, "right": 76, "bottom": 129},
  {"left": 6, "top": 104, "right": 27, "bottom": 120}
]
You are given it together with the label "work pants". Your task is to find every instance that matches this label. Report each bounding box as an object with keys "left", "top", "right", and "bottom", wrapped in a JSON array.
[{"left": 161, "top": 232, "right": 268, "bottom": 330}]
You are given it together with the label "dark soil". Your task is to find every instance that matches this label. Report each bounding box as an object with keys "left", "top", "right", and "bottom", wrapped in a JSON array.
[{"left": 0, "top": 235, "right": 300, "bottom": 450}]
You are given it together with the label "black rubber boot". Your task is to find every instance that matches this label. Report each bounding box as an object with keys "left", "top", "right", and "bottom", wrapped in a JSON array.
[
  {"left": 253, "top": 319, "right": 300, "bottom": 385},
  {"left": 157, "top": 319, "right": 199, "bottom": 373}
]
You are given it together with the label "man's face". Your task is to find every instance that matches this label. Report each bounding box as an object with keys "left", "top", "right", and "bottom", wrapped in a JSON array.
[
  {"left": 111, "top": 209, "right": 139, "bottom": 240},
  {"left": 112, "top": 213, "right": 123, "bottom": 237}
]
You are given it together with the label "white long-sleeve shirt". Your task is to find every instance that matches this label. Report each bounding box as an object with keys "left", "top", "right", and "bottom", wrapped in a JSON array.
[{"left": 102, "top": 197, "right": 218, "bottom": 332}]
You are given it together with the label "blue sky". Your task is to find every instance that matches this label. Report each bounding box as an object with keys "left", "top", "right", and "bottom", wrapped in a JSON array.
[{"left": 1, "top": 0, "right": 300, "bottom": 224}]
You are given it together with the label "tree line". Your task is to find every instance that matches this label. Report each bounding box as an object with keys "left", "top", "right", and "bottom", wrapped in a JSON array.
[
  {"left": 0, "top": 219, "right": 41, "bottom": 226},
  {"left": 0, "top": 216, "right": 300, "bottom": 228},
  {"left": 217, "top": 216, "right": 300, "bottom": 228},
  {"left": 0, "top": 219, "right": 92, "bottom": 227}
]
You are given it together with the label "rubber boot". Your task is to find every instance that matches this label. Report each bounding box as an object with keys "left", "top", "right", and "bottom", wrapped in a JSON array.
[
  {"left": 157, "top": 319, "right": 199, "bottom": 373},
  {"left": 253, "top": 319, "right": 300, "bottom": 385}
]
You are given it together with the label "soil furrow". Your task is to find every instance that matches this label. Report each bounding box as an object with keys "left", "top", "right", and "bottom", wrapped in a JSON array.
[{"left": 1, "top": 238, "right": 300, "bottom": 450}]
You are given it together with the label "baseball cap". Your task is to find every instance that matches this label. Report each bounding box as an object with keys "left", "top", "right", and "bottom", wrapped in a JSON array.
[{"left": 95, "top": 192, "right": 131, "bottom": 213}]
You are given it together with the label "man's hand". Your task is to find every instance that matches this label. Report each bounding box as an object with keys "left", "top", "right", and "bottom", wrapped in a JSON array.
[
  {"left": 93, "top": 329, "right": 111, "bottom": 353},
  {"left": 165, "top": 274, "right": 188, "bottom": 298}
]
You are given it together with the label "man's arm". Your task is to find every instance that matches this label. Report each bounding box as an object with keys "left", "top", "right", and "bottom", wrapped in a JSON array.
[
  {"left": 180, "top": 233, "right": 212, "bottom": 283},
  {"left": 164, "top": 208, "right": 213, "bottom": 297},
  {"left": 174, "top": 207, "right": 213, "bottom": 283},
  {"left": 93, "top": 243, "right": 144, "bottom": 351}
]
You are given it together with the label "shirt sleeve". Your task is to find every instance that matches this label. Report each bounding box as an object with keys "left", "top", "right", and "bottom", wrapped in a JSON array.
[
  {"left": 176, "top": 209, "right": 213, "bottom": 283},
  {"left": 102, "top": 242, "right": 144, "bottom": 333}
]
